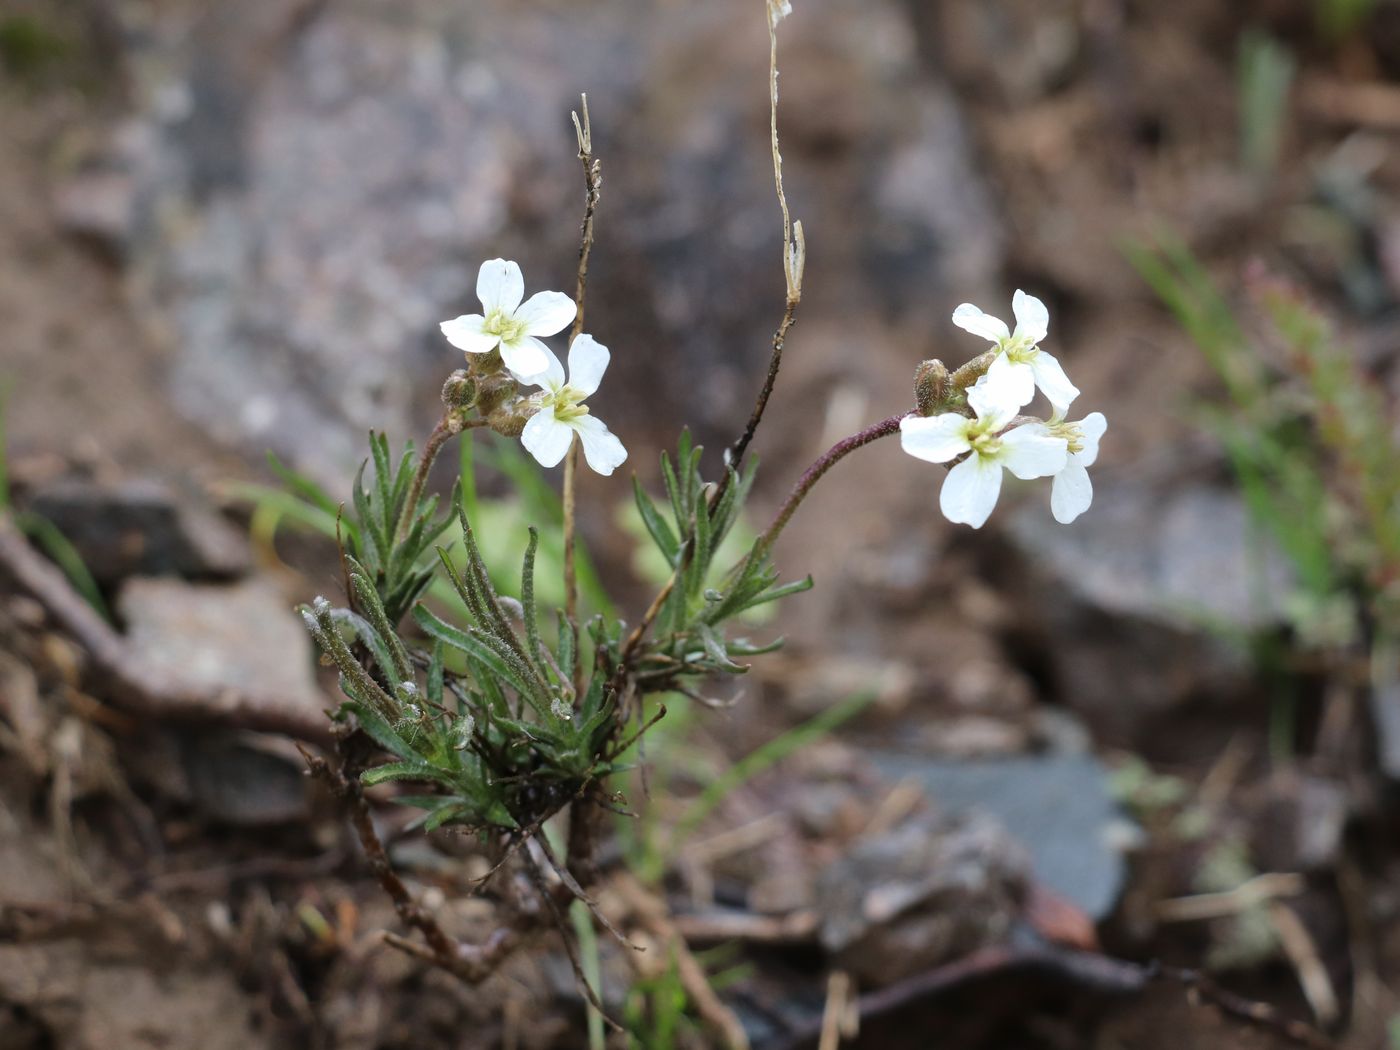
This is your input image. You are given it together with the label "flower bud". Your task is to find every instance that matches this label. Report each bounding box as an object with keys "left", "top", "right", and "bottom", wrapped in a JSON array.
[
  {"left": 441, "top": 370, "right": 478, "bottom": 410},
  {"left": 913, "top": 359, "right": 948, "bottom": 416}
]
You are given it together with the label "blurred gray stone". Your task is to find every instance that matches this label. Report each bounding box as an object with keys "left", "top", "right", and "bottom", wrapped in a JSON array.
[
  {"left": 1011, "top": 479, "right": 1292, "bottom": 631},
  {"left": 116, "top": 576, "right": 321, "bottom": 719},
  {"left": 52, "top": 169, "right": 136, "bottom": 258},
  {"left": 870, "top": 749, "right": 1129, "bottom": 922},
  {"left": 179, "top": 733, "right": 310, "bottom": 824},
  {"left": 1241, "top": 771, "right": 1349, "bottom": 873},
  {"left": 28, "top": 478, "right": 249, "bottom": 585},
  {"left": 1370, "top": 644, "right": 1400, "bottom": 782},
  {"left": 1007, "top": 478, "right": 1294, "bottom": 743},
  {"left": 101, "top": 0, "right": 998, "bottom": 483},
  {"left": 815, "top": 810, "right": 1027, "bottom": 986}
]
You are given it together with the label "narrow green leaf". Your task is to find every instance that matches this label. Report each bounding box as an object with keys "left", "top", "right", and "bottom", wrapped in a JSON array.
[
  {"left": 633, "top": 476, "right": 679, "bottom": 564},
  {"left": 352, "top": 460, "right": 387, "bottom": 575},
  {"left": 361, "top": 760, "right": 456, "bottom": 787}
]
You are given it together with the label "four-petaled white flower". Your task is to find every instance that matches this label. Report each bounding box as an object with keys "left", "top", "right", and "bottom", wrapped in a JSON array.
[
  {"left": 520, "top": 334, "right": 628, "bottom": 476},
  {"left": 952, "top": 290, "right": 1079, "bottom": 414},
  {"left": 440, "top": 259, "right": 577, "bottom": 379},
  {"left": 900, "top": 378, "right": 1069, "bottom": 529},
  {"left": 1045, "top": 409, "right": 1107, "bottom": 524}
]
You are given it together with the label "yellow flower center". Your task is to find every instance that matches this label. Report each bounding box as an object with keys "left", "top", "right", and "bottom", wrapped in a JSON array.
[
  {"left": 484, "top": 309, "right": 527, "bottom": 344},
  {"left": 1049, "top": 420, "right": 1083, "bottom": 455},
  {"left": 545, "top": 384, "right": 590, "bottom": 422},
  {"left": 1000, "top": 335, "right": 1039, "bottom": 365},
  {"left": 967, "top": 418, "right": 1003, "bottom": 457}
]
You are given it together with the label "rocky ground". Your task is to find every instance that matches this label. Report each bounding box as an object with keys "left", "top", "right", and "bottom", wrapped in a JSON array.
[{"left": 3, "top": 0, "right": 1400, "bottom": 1047}]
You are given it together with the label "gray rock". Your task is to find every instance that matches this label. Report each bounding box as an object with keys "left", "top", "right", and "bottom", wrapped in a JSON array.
[
  {"left": 27, "top": 478, "right": 249, "bottom": 585},
  {"left": 52, "top": 169, "right": 137, "bottom": 259},
  {"left": 114, "top": 577, "right": 321, "bottom": 822},
  {"left": 115, "top": 576, "right": 322, "bottom": 722},
  {"left": 1240, "top": 771, "right": 1349, "bottom": 873},
  {"left": 1011, "top": 479, "right": 1292, "bottom": 631},
  {"left": 869, "top": 749, "right": 1129, "bottom": 922},
  {"left": 815, "top": 810, "right": 1027, "bottom": 986},
  {"left": 99, "top": 0, "right": 997, "bottom": 484},
  {"left": 1370, "top": 639, "right": 1400, "bottom": 782},
  {"left": 1007, "top": 478, "right": 1294, "bottom": 743},
  {"left": 178, "top": 732, "right": 310, "bottom": 824}
]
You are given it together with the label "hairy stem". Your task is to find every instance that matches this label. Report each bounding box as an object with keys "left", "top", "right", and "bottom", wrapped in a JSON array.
[
  {"left": 757, "top": 413, "right": 907, "bottom": 555},
  {"left": 397, "top": 414, "right": 481, "bottom": 545}
]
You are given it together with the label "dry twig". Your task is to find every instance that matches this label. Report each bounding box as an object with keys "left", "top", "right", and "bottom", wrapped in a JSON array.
[
  {"left": 614, "top": 872, "right": 751, "bottom": 1050},
  {"left": 771, "top": 944, "right": 1338, "bottom": 1050}
]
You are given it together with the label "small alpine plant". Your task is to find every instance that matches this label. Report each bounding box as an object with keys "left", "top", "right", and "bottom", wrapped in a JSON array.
[{"left": 290, "top": 0, "right": 1106, "bottom": 1008}]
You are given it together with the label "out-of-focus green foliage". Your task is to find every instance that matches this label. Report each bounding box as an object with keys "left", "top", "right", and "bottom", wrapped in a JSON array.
[
  {"left": 1316, "top": 0, "right": 1379, "bottom": 39},
  {"left": 1237, "top": 30, "right": 1295, "bottom": 179},
  {"left": 1127, "top": 235, "right": 1400, "bottom": 650}
]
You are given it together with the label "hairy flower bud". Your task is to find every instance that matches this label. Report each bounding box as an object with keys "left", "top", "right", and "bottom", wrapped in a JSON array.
[
  {"left": 913, "top": 359, "right": 948, "bottom": 416},
  {"left": 441, "top": 370, "right": 478, "bottom": 410}
]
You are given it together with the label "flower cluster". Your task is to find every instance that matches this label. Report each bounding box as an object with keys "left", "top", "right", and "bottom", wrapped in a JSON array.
[
  {"left": 901, "top": 291, "right": 1106, "bottom": 528},
  {"left": 440, "top": 259, "right": 628, "bottom": 476}
]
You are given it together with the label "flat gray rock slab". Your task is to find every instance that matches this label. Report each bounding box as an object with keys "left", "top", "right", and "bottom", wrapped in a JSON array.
[
  {"left": 869, "top": 750, "right": 1128, "bottom": 922},
  {"left": 117, "top": 576, "right": 323, "bottom": 723}
]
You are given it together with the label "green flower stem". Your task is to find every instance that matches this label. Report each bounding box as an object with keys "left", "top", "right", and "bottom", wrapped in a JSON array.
[
  {"left": 562, "top": 438, "right": 580, "bottom": 629},
  {"left": 757, "top": 412, "right": 907, "bottom": 555}
]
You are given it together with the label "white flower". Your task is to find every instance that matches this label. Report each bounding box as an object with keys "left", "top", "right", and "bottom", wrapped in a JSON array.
[
  {"left": 1045, "top": 409, "right": 1107, "bottom": 524},
  {"left": 520, "top": 334, "right": 628, "bottom": 476},
  {"left": 900, "top": 378, "right": 1068, "bottom": 529},
  {"left": 768, "top": 0, "right": 792, "bottom": 27},
  {"left": 440, "top": 259, "right": 577, "bottom": 378},
  {"left": 952, "top": 290, "right": 1079, "bottom": 414}
]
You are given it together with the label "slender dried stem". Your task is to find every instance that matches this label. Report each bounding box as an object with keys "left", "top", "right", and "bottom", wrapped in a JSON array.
[
  {"left": 562, "top": 94, "right": 602, "bottom": 645},
  {"left": 716, "top": 8, "right": 804, "bottom": 504}
]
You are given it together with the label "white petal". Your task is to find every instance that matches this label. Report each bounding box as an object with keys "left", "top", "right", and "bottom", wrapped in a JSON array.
[
  {"left": 940, "top": 454, "right": 1003, "bottom": 529},
  {"left": 1029, "top": 351, "right": 1080, "bottom": 414},
  {"left": 1011, "top": 289, "right": 1049, "bottom": 344},
  {"left": 498, "top": 334, "right": 552, "bottom": 378},
  {"left": 1051, "top": 460, "right": 1093, "bottom": 524},
  {"left": 511, "top": 344, "right": 565, "bottom": 388},
  {"left": 572, "top": 415, "right": 628, "bottom": 476},
  {"left": 476, "top": 259, "right": 524, "bottom": 314},
  {"left": 1075, "top": 411, "right": 1107, "bottom": 468},
  {"left": 515, "top": 290, "right": 577, "bottom": 337},
  {"left": 566, "top": 334, "right": 610, "bottom": 397},
  {"left": 1000, "top": 424, "right": 1068, "bottom": 480},
  {"left": 900, "top": 413, "right": 971, "bottom": 464},
  {"left": 520, "top": 410, "right": 574, "bottom": 468},
  {"left": 951, "top": 303, "right": 1010, "bottom": 344},
  {"left": 971, "top": 360, "right": 1030, "bottom": 423},
  {"left": 439, "top": 315, "right": 499, "bottom": 355}
]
